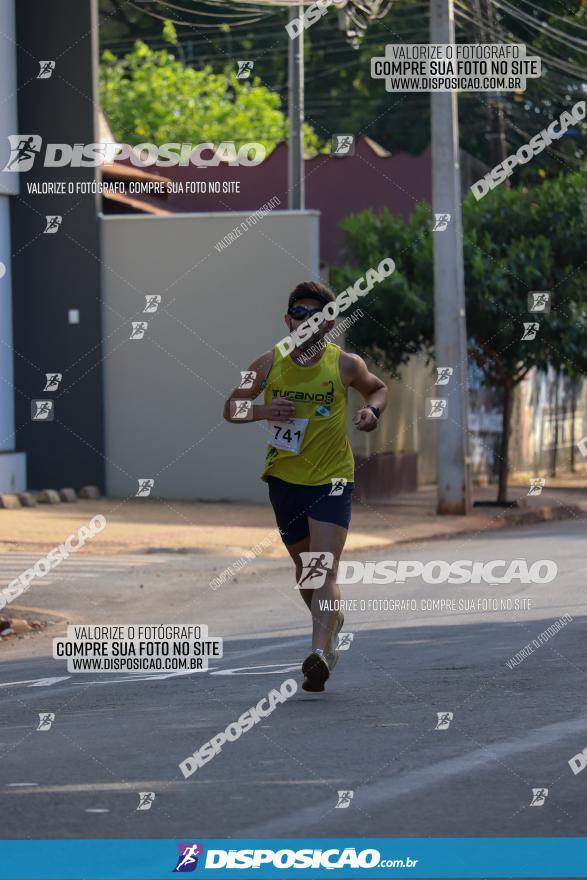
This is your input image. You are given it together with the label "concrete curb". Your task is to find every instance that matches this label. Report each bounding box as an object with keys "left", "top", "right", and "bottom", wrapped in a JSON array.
[
  {"left": 358, "top": 504, "right": 587, "bottom": 553},
  {"left": 504, "top": 503, "right": 584, "bottom": 527}
]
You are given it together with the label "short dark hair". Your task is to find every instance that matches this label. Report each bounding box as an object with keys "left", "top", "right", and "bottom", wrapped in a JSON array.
[{"left": 288, "top": 281, "right": 335, "bottom": 310}]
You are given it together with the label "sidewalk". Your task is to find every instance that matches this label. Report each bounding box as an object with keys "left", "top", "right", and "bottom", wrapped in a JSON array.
[{"left": 0, "top": 480, "right": 584, "bottom": 559}]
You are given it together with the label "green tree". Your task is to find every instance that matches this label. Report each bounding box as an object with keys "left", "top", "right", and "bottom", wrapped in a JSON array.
[
  {"left": 331, "top": 171, "right": 587, "bottom": 501},
  {"left": 99, "top": 23, "right": 321, "bottom": 153}
]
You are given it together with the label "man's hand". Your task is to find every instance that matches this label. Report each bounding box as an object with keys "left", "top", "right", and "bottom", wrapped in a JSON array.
[
  {"left": 353, "top": 407, "right": 379, "bottom": 432},
  {"left": 266, "top": 397, "right": 296, "bottom": 422}
]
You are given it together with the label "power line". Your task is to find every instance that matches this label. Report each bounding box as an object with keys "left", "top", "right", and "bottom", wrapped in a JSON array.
[
  {"left": 492, "top": 0, "right": 587, "bottom": 53},
  {"left": 453, "top": 2, "right": 587, "bottom": 81},
  {"left": 140, "top": 0, "right": 277, "bottom": 18},
  {"left": 126, "top": 0, "right": 275, "bottom": 27},
  {"left": 506, "top": 0, "right": 587, "bottom": 35}
]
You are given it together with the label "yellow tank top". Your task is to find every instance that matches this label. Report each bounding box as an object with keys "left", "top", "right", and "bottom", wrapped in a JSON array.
[{"left": 261, "top": 343, "right": 354, "bottom": 486}]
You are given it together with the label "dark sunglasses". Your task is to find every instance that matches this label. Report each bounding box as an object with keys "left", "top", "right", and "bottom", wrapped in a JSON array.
[{"left": 288, "top": 305, "right": 323, "bottom": 321}]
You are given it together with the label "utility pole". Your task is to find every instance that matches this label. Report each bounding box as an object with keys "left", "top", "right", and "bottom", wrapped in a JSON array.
[
  {"left": 475, "top": 0, "right": 508, "bottom": 168},
  {"left": 430, "top": 0, "right": 472, "bottom": 514},
  {"left": 288, "top": 3, "right": 305, "bottom": 209}
]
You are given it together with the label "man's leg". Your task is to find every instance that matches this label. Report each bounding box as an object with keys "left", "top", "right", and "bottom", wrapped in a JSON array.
[
  {"left": 307, "top": 517, "right": 348, "bottom": 652},
  {"left": 267, "top": 478, "right": 313, "bottom": 612},
  {"left": 285, "top": 536, "right": 312, "bottom": 612}
]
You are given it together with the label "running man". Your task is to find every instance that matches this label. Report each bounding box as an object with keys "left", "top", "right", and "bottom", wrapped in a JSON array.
[{"left": 223, "top": 281, "right": 387, "bottom": 692}]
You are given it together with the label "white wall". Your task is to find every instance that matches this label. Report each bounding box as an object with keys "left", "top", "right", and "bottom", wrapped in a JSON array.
[{"left": 100, "top": 210, "right": 320, "bottom": 501}]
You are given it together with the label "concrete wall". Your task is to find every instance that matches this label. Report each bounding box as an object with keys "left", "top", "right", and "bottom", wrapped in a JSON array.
[{"left": 100, "top": 210, "right": 320, "bottom": 502}]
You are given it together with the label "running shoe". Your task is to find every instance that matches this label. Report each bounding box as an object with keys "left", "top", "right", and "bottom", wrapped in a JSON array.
[{"left": 301, "top": 651, "right": 330, "bottom": 692}]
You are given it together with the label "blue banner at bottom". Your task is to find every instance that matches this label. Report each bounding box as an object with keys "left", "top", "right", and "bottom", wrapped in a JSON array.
[{"left": 1, "top": 838, "right": 586, "bottom": 879}]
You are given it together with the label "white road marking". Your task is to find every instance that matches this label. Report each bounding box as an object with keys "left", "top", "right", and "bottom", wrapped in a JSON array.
[
  {"left": 0, "top": 553, "right": 166, "bottom": 588},
  {"left": 5, "top": 783, "right": 38, "bottom": 787},
  {"left": 83, "top": 670, "right": 199, "bottom": 685},
  {"left": 0, "top": 671, "right": 199, "bottom": 689},
  {"left": 210, "top": 662, "right": 300, "bottom": 676},
  {"left": 0, "top": 678, "right": 71, "bottom": 689},
  {"left": 28, "top": 676, "right": 70, "bottom": 687},
  {"left": 1, "top": 779, "right": 344, "bottom": 795}
]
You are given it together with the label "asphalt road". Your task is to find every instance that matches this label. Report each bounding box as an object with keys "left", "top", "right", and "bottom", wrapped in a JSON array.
[{"left": 1, "top": 519, "right": 586, "bottom": 843}]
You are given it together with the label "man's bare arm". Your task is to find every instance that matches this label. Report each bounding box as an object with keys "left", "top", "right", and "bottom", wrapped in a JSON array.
[
  {"left": 340, "top": 351, "right": 388, "bottom": 433},
  {"left": 223, "top": 351, "right": 296, "bottom": 424}
]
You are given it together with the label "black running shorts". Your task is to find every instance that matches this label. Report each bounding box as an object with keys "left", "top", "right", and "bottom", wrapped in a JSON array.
[{"left": 267, "top": 476, "right": 354, "bottom": 546}]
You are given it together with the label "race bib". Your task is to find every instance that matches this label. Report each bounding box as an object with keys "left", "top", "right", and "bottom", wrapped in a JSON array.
[{"left": 266, "top": 418, "right": 309, "bottom": 454}]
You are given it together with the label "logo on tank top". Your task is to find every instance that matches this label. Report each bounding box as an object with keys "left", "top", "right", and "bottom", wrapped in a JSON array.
[{"left": 271, "top": 380, "right": 334, "bottom": 405}]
